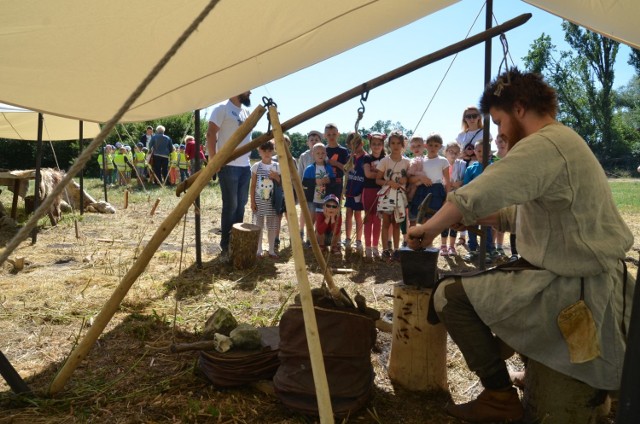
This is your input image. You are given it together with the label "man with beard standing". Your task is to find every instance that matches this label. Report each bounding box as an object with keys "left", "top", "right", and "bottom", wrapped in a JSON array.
[
  {"left": 206, "top": 91, "right": 253, "bottom": 255},
  {"left": 408, "top": 69, "right": 634, "bottom": 422}
]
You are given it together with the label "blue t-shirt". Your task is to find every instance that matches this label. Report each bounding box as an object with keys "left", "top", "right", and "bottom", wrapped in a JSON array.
[
  {"left": 326, "top": 144, "right": 349, "bottom": 180},
  {"left": 345, "top": 153, "right": 366, "bottom": 197}
]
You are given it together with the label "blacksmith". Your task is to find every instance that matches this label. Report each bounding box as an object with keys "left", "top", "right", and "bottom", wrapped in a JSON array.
[{"left": 408, "top": 68, "right": 635, "bottom": 422}]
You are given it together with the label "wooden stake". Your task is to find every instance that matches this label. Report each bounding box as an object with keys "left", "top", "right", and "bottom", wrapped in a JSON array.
[
  {"left": 123, "top": 190, "right": 129, "bottom": 209},
  {"left": 48, "top": 105, "right": 266, "bottom": 395},
  {"left": 269, "top": 106, "right": 334, "bottom": 423},
  {"left": 149, "top": 198, "right": 160, "bottom": 216},
  {"left": 74, "top": 220, "right": 80, "bottom": 239}
]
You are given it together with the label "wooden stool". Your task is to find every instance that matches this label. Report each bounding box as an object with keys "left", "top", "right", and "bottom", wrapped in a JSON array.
[
  {"left": 387, "top": 283, "right": 447, "bottom": 391},
  {"left": 523, "top": 359, "right": 610, "bottom": 423},
  {"left": 229, "top": 222, "right": 260, "bottom": 269}
]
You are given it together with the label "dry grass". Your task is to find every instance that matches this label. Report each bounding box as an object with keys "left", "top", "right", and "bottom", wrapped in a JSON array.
[{"left": 0, "top": 178, "right": 638, "bottom": 423}]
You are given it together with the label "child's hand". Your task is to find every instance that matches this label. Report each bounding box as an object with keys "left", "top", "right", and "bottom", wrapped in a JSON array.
[
  {"left": 421, "top": 176, "right": 433, "bottom": 186},
  {"left": 251, "top": 201, "right": 257, "bottom": 212}
]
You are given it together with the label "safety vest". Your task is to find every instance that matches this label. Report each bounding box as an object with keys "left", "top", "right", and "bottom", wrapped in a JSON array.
[
  {"left": 113, "top": 153, "right": 127, "bottom": 172},
  {"left": 177, "top": 152, "right": 189, "bottom": 169},
  {"left": 106, "top": 153, "right": 115, "bottom": 170},
  {"left": 134, "top": 151, "right": 146, "bottom": 168},
  {"left": 170, "top": 151, "right": 178, "bottom": 167},
  {"left": 97, "top": 153, "right": 104, "bottom": 169}
]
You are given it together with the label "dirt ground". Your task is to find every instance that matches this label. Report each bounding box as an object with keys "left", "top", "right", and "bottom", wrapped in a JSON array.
[{"left": 0, "top": 180, "right": 638, "bottom": 423}]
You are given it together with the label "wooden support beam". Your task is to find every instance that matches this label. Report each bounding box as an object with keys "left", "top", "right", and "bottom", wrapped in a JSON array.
[{"left": 269, "top": 106, "right": 334, "bottom": 423}]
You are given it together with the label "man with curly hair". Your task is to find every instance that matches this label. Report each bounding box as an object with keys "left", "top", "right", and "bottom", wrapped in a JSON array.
[{"left": 408, "top": 69, "right": 635, "bottom": 422}]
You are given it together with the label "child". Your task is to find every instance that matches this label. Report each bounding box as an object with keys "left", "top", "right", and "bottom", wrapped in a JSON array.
[
  {"left": 440, "top": 141, "right": 467, "bottom": 256},
  {"left": 343, "top": 133, "right": 366, "bottom": 252},
  {"left": 296, "top": 131, "right": 323, "bottom": 247},
  {"left": 375, "top": 130, "right": 410, "bottom": 261},
  {"left": 113, "top": 145, "right": 129, "bottom": 186},
  {"left": 302, "top": 143, "right": 338, "bottom": 254},
  {"left": 250, "top": 140, "right": 281, "bottom": 258},
  {"left": 462, "top": 139, "right": 495, "bottom": 263},
  {"left": 177, "top": 144, "right": 189, "bottom": 182},
  {"left": 406, "top": 135, "right": 426, "bottom": 204},
  {"left": 168, "top": 144, "right": 179, "bottom": 185},
  {"left": 362, "top": 132, "right": 386, "bottom": 260},
  {"left": 315, "top": 194, "right": 342, "bottom": 253},
  {"left": 408, "top": 133, "right": 450, "bottom": 255},
  {"left": 133, "top": 142, "right": 147, "bottom": 181},
  {"left": 324, "top": 123, "right": 349, "bottom": 197},
  {"left": 97, "top": 146, "right": 108, "bottom": 183},
  {"left": 493, "top": 135, "right": 516, "bottom": 260}
]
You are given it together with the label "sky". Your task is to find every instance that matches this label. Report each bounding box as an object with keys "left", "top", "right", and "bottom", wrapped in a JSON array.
[{"left": 205, "top": 0, "right": 635, "bottom": 145}]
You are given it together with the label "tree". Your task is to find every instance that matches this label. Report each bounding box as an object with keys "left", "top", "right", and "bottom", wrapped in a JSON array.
[
  {"left": 523, "top": 24, "right": 627, "bottom": 160},
  {"left": 628, "top": 48, "right": 640, "bottom": 75}
]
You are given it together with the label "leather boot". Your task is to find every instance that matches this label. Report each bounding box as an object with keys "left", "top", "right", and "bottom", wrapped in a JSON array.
[{"left": 446, "top": 387, "right": 524, "bottom": 423}]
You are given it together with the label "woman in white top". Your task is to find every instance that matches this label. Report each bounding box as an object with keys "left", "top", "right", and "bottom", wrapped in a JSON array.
[
  {"left": 455, "top": 106, "right": 492, "bottom": 246},
  {"left": 456, "top": 106, "right": 493, "bottom": 166}
]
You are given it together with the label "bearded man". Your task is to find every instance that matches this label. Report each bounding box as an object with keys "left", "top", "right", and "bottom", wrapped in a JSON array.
[
  {"left": 408, "top": 69, "right": 635, "bottom": 422},
  {"left": 206, "top": 91, "right": 253, "bottom": 254}
]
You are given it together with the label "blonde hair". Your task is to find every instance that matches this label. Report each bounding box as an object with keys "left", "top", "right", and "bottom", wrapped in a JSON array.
[
  {"left": 445, "top": 141, "right": 460, "bottom": 153},
  {"left": 460, "top": 106, "right": 484, "bottom": 131}
]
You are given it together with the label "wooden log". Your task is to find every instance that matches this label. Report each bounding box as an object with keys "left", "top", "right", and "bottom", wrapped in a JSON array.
[
  {"left": 523, "top": 359, "right": 610, "bottom": 423},
  {"left": 123, "top": 189, "right": 129, "bottom": 209},
  {"left": 388, "top": 283, "right": 447, "bottom": 392},
  {"left": 170, "top": 340, "right": 216, "bottom": 353},
  {"left": 48, "top": 105, "right": 266, "bottom": 395},
  {"left": 149, "top": 198, "right": 160, "bottom": 216},
  {"left": 229, "top": 222, "right": 260, "bottom": 269},
  {"left": 270, "top": 106, "right": 334, "bottom": 423}
]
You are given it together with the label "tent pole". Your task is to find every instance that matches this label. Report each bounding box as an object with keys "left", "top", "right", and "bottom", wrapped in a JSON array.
[
  {"left": 0, "top": 350, "right": 30, "bottom": 395},
  {"left": 478, "top": 0, "right": 494, "bottom": 270},
  {"left": 176, "top": 13, "right": 532, "bottom": 195},
  {"left": 194, "top": 109, "right": 202, "bottom": 267},
  {"left": 31, "top": 113, "right": 44, "bottom": 244},
  {"left": 269, "top": 106, "right": 334, "bottom": 423},
  {"left": 48, "top": 105, "right": 265, "bottom": 395},
  {"left": 79, "top": 121, "right": 84, "bottom": 215}
]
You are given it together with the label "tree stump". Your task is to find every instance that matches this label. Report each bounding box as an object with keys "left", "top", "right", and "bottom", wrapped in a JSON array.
[
  {"left": 387, "top": 283, "right": 447, "bottom": 391},
  {"left": 230, "top": 223, "right": 260, "bottom": 269},
  {"left": 523, "top": 359, "right": 610, "bottom": 423}
]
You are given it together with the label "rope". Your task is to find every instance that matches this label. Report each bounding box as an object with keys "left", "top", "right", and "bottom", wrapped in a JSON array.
[
  {"left": 412, "top": 3, "right": 486, "bottom": 134},
  {"left": 172, "top": 209, "right": 189, "bottom": 341},
  {"left": 0, "top": 0, "right": 222, "bottom": 267}
]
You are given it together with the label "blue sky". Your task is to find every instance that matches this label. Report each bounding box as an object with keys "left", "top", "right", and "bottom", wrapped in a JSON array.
[{"left": 207, "top": 0, "right": 635, "bottom": 144}]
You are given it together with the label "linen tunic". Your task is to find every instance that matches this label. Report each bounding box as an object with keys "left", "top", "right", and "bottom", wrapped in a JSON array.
[{"left": 448, "top": 122, "right": 635, "bottom": 390}]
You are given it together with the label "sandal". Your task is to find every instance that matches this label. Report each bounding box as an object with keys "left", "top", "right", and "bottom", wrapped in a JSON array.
[
  {"left": 448, "top": 246, "right": 457, "bottom": 256},
  {"left": 439, "top": 245, "right": 449, "bottom": 257}
]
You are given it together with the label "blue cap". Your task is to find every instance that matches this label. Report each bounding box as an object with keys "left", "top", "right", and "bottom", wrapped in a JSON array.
[{"left": 323, "top": 194, "right": 339, "bottom": 205}]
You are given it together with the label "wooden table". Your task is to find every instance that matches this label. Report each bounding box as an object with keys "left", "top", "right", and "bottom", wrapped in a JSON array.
[{"left": 0, "top": 170, "right": 35, "bottom": 219}]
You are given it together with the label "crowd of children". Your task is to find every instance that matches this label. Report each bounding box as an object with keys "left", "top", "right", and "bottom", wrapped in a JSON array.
[
  {"left": 97, "top": 133, "right": 205, "bottom": 188},
  {"left": 98, "top": 116, "right": 517, "bottom": 264}
]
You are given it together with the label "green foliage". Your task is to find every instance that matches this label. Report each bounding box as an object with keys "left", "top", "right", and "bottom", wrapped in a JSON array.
[
  {"left": 628, "top": 48, "right": 640, "bottom": 75},
  {"left": 523, "top": 22, "right": 639, "bottom": 169}
]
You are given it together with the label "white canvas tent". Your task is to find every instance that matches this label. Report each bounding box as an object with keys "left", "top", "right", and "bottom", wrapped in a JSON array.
[
  {"left": 0, "top": 0, "right": 637, "bottom": 124},
  {"left": 0, "top": 104, "right": 100, "bottom": 141}
]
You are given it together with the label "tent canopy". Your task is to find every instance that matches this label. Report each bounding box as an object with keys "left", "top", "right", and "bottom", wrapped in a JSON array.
[
  {"left": 0, "top": 104, "right": 101, "bottom": 141},
  {"left": 0, "top": 0, "right": 637, "bottom": 124}
]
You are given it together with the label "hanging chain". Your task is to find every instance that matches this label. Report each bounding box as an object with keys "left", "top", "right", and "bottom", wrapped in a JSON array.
[
  {"left": 494, "top": 33, "right": 512, "bottom": 96},
  {"left": 262, "top": 96, "right": 277, "bottom": 134},
  {"left": 353, "top": 89, "right": 369, "bottom": 135}
]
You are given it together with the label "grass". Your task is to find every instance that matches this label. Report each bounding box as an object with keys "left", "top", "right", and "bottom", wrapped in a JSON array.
[{"left": 0, "top": 176, "right": 638, "bottom": 423}]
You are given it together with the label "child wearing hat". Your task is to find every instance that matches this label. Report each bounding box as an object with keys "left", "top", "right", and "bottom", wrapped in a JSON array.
[
  {"left": 315, "top": 194, "right": 342, "bottom": 254},
  {"left": 177, "top": 144, "right": 189, "bottom": 182}
]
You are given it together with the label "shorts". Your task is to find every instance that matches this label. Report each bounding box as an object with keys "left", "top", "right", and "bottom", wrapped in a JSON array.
[{"left": 344, "top": 195, "right": 364, "bottom": 211}]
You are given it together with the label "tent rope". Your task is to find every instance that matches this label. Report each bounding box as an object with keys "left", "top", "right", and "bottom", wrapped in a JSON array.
[
  {"left": 0, "top": 0, "right": 222, "bottom": 267},
  {"left": 412, "top": 3, "right": 486, "bottom": 134},
  {"left": 171, "top": 209, "right": 190, "bottom": 341}
]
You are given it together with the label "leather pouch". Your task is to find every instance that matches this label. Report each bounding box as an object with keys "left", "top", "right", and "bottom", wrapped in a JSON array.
[{"left": 557, "top": 279, "right": 600, "bottom": 364}]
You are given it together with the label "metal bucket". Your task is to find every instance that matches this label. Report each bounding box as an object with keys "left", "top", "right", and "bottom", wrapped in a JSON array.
[{"left": 399, "top": 247, "right": 439, "bottom": 288}]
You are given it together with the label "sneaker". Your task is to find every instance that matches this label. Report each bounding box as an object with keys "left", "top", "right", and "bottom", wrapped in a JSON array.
[
  {"left": 303, "top": 240, "right": 312, "bottom": 249},
  {"left": 485, "top": 253, "right": 494, "bottom": 264},
  {"left": 463, "top": 251, "right": 478, "bottom": 262},
  {"left": 402, "top": 240, "right": 408, "bottom": 248},
  {"left": 496, "top": 247, "right": 506, "bottom": 257},
  {"left": 392, "top": 250, "right": 401, "bottom": 262},
  {"left": 372, "top": 247, "right": 380, "bottom": 259},
  {"left": 382, "top": 249, "right": 392, "bottom": 261},
  {"left": 448, "top": 246, "right": 457, "bottom": 256},
  {"left": 342, "top": 238, "right": 351, "bottom": 249},
  {"left": 331, "top": 246, "right": 342, "bottom": 256},
  {"left": 365, "top": 247, "right": 373, "bottom": 260},
  {"left": 439, "top": 245, "right": 449, "bottom": 257},
  {"left": 509, "top": 254, "right": 519, "bottom": 262},
  {"left": 354, "top": 240, "right": 363, "bottom": 252}
]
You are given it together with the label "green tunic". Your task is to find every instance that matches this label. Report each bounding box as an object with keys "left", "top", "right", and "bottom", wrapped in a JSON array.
[{"left": 448, "top": 122, "right": 635, "bottom": 390}]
